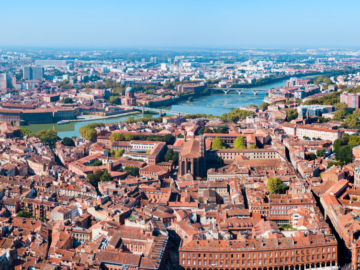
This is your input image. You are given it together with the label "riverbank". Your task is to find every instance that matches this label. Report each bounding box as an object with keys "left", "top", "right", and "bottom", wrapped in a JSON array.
[{"left": 70, "top": 111, "right": 140, "bottom": 122}]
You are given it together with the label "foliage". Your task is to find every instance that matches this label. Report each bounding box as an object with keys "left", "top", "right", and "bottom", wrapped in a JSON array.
[
  {"left": 17, "top": 210, "right": 31, "bottom": 218},
  {"left": 248, "top": 104, "right": 257, "bottom": 108},
  {"left": 316, "top": 149, "right": 326, "bottom": 157},
  {"left": 86, "top": 170, "right": 103, "bottom": 188},
  {"left": 278, "top": 224, "right": 296, "bottom": 231},
  {"left": 164, "top": 149, "right": 179, "bottom": 166},
  {"left": 333, "top": 109, "right": 346, "bottom": 120},
  {"left": 267, "top": 177, "right": 283, "bottom": 194},
  {"left": 211, "top": 137, "right": 225, "bottom": 149},
  {"left": 110, "top": 96, "right": 121, "bottom": 104},
  {"left": 115, "top": 149, "right": 124, "bottom": 158},
  {"left": 35, "top": 129, "right": 59, "bottom": 148},
  {"left": 221, "top": 108, "right": 254, "bottom": 123},
  {"left": 100, "top": 169, "right": 112, "bottom": 182},
  {"left": 20, "top": 128, "right": 34, "bottom": 137},
  {"left": 234, "top": 137, "right": 246, "bottom": 149},
  {"left": 327, "top": 161, "right": 344, "bottom": 168},
  {"left": 188, "top": 97, "right": 194, "bottom": 102},
  {"left": 273, "top": 183, "right": 288, "bottom": 194},
  {"left": 285, "top": 109, "right": 298, "bottom": 122},
  {"left": 349, "top": 136, "right": 360, "bottom": 147},
  {"left": 79, "top": 123, "right": 104, "bottom": 141},
  {"left": 248, "top": 145, "right": 258, "bottom": 149},
  {"left": 125, "top": 133, "right": 134, "bottom": 141},
  {"left": 259, "top": 102, "right": 269, "bottom": 110},
  {"left": 308, "top": 153, "right": 317, "bottom": 161},
  {"left": 62, "top": 97, "right": 73, "bottom": 104},
  {"left": 335, "top": 145, "right": 352, "bottom": 163},
  {"left": 62, "top": 137, "right": 75, "bottom": 147},
  {"left": 110, "top": 133, "right": 125, "bottom": 142},
  {"left": 124, "top": 166, "right": 139, "bottom": 177},
  {"left": 88, "top": 160, "right": 103, "bottom": 166}
]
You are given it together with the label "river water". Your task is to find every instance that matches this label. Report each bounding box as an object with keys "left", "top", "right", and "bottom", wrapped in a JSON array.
[{"left": 24, "top": 77, "right": 310, "bottom": 138}]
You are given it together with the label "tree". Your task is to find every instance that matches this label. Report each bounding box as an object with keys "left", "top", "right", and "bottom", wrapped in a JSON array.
[
  {"left": 273, "top": 183, "right": 288, "bottom": 194},
  {"left": 88, "top": 160, "right": 102, "bottom": 166},
  {"left": 188, "top": 97, "right": 194, "bottom": 102},
  {"left": 248, "top": 104, "right": 257, "bottom": 108},
  {"left": 234, "top": 137, "right": 246, "bottom": 149},
  {"left": 344, "top": 114, "right": 360, "bottom": 128},
  {"left": 163, "top": 134, "right": 175, "bottom": 145},
  {"left": 124, "top": 133, "right": 134, "bottom": 141},
  {"left": 62, "top": 137, "right": 75, "bottom": 147},
  {"left": 349, "top": 136, "right": 360, "bottom": 147},
  {"left": 267, "top": 177, "right": 283, "bottom": 194},
  {"left": 17, "top": 210, "right": 31, "bottom": 218},
  {"left": 110, "top": 133, "right": 125, "bottom": 142},
  {"left": 110, "top": 96, "right": 121, "bottom": 104},
  {"left": 20, "top": 128, "right": 34, "bottom": 137},
  {"left": 164, "top": 149, "right": 175, "bottom": 162},
  {"left": 62, "top": 97, "right": 73, "bottom": 104},
  {"left": 336, "top": 145, "right": 352, "bottom": 163},
  {"left": 316, "top": 149, "right": 326, "bottom": 157},
  {"left": 333, "top": 109, "right": 346, "bottom": 120},
  {"left": 85, "top": 129, "right": 97, "bottom": 141},
  {"left": 285, "top": 109, "right": 298, "bottom": 122},
  {"left": 308, "top": 153, "right": 317, "bottom": 160},
  {"left": 115, "top": 149, "right": 124, "bottom": 158},
  {"left": 211, "top": 137, "right": 225, "bottom": 149},
  {"left": 124, "top": 166, "right": 139, "bottom": 177},
  {"left": 259, "top": 102, "right": 269, "bottom": 110},
  {"left": 248, "top": 145, "right": 258, "bottom": 149},
  {"left": 335, "top": 102, "right": 347, "bottom": 110},
  {"left": 100, "top": 169, "right": 112, "bottom": 182}
]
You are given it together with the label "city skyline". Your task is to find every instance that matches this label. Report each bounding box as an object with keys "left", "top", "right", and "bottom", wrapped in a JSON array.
[{"left": 2, "top": 0, "right": 360, "bottom": 48}]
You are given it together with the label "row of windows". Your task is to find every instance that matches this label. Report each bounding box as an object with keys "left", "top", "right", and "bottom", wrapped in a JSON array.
[
  {"left": 182, "top": 248, "right": 336, "bottom": 259},
  {"left": 181, "top": 254, "right": 336, "bottom": 266}
]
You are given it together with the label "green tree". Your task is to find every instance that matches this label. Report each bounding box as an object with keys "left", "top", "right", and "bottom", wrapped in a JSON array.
[
  {"left": 273, "top": 183, "right": 288, "bottom": 194},
  {"left": 85, "top": 129, "right": 98, "bottom": 141},
  {"left": 349, "top": 136, "right": 360, "bottom": 147},
  {"left": 110, "top": 133, "right": 125, "bottom": 142},
  {"left": 316, "top": 149, "right": 326, "bottom": 157},
  {"left": 248, "top": 145, "right": 258, "bottom": 149},
  {"left": 124, "top": 166, "right": 139, "bottom": 177},
  {"left": 344, "top": 114, "right": 360, "bottom": 128},
  {"left": 20, "top": 128, "right": 34, "bottom": 137},
  {"left": 333, "top": 109, "right": 346, "bottom": 120},
  {"left": 125, "top": 133, "right": 134, "bottom": 141},
  {"left": 267, "top": 177, "right": 283, "bottom": 194},
  {"left": 335, "top": 145, "right": 352, "bottom": 163},
  {"left": 115, "top": 149, "right": 124, "bottom": 158},
  {"left": 62, "top": 137, "right": 75, "bottom": 147},
  {"left": 259, "top": 102, "right": 269, "bottom": 110},
  {"left": 285, "top": 109, "right": 298, "bottom": 122},
  {"left": 110, "top": 96, "right": 121, "bottom": 104},
  {"left": 308, "top": 153, "right": 317, "bottom": 160},
  {"left": 234, "top": 137, "right": 246, "bottom": 149},
  {"left": 335, "top": 102, "right": 347, "bottom": 110},
  {"left": 62, "top": 97, "right": 73, "bottom": 103},
  {"left": 100, "top": 169, "right": 112, "bottom": 182},
  {"left": 211, "top": 137, "right": 225, "bottom": 149},
  {"left": 163, "top": 134, "right": 175, "bottom": 145},
  {"left": 17, "top": 210, "right": 31, "bottom": 218}
]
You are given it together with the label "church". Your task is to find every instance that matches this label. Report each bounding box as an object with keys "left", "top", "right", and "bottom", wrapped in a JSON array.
[{"left": 121, "top": 86, "right": 137, "bottom": 106}]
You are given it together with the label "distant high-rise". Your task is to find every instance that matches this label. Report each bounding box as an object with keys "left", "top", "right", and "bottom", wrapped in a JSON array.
[
  {"left": 23, "top": 66, "right": 32, "bottom": 80},
  {"left": 0, "top": 73, "right": 16, "bottom": 90},
  {"left": 35, "top": 60, "right": 74, "bottom": 70},
  {"left": 32, "top": 66, "right": 44, "bottom": 80},
  {"left": 23, "top": 66, "right": 44, "bottom": 80}
]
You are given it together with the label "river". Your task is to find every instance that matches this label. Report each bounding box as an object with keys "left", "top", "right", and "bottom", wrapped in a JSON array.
[{"left": 24, "top": 76, "right": 314, "bottom": 138}]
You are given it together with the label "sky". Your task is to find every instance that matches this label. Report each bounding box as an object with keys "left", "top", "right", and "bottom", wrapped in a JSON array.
[{"left": 1, "top": 0, "right": 360, "bottom": 49}]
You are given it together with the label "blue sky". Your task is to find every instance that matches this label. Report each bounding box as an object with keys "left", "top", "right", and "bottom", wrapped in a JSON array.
[{"left": 1, "top": 0, "right": 360, "bottom": 48}]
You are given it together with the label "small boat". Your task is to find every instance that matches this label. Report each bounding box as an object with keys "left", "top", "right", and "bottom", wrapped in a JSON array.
[{"left": 57, "top": 120, "right": 69, "bottom": 125}]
